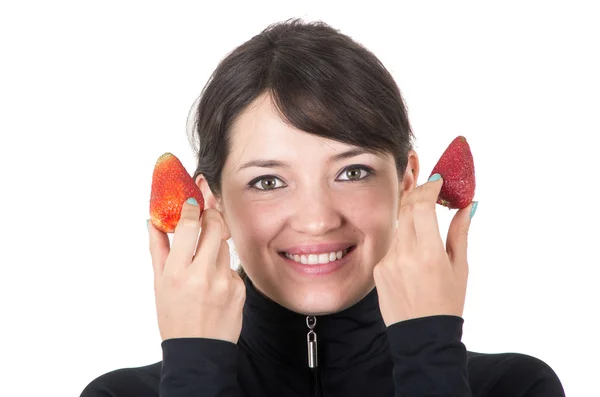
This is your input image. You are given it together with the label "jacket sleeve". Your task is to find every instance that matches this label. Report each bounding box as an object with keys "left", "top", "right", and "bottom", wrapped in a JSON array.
[
  {"left": 386, "top": 315, "right": 470, "bottom": 397},
  {"left": 160, "top": 338, "right": 240, "bottom": 397}
]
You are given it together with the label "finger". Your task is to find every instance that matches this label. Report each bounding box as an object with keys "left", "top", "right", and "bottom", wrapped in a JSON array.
[
  {"left": 165, "top": 198, "right": 202, "bottom": 273},
  {"left": 191, "top": 209, "right": 224, "bottom": 274},
  {"left": 405, "top": 174, "right": 444, "bottom": 207},
  {"left": 216, "top": 239, "right": 231, "bottom": 277},
  {"left": 409, "top": 175, "right": 445, "bottom": 250},
  {"left": 196, "top": 210, "right": 231, "bottom": 254},
  {"left": 446, "top": 201, "right": 477, "bottom": 277},
  {"left": 412, "top": 201, "right": 444, "bottom": 251},
  {"left": 148, "top": 219, "right": 170, "bottom": 276},
  {"left": 396, "top": 175, "right": 439, "bottom": 250},
  {"left": 397, "top": 200, "right": 416, "bottom": 250}
]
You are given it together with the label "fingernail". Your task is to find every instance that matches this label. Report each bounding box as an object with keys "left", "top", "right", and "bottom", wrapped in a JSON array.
[
  {"left": 186, "top": 197, "right": 198, "bottom": 206},
  {"left": 469, "top": 201, "right": 478, "bottom": 219},
  {"left": 428, "top": 173, "right": 441, "bottom": 182},
  {"left": 146, "top": 219, "right": 150, "bottom": 231}
]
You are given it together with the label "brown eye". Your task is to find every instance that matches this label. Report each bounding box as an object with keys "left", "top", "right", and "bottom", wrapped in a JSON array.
[
  {"left": 250, "top": 175, "right": 286, "bottom": 191},
  {"left": 260, "top": 178, "right": 277, "bottom": 190},
  {"left": 345, "top": 168, "right": 363, "bottom": 180},
  {"left": 337, "top": 165, "right": 372, "bottom": 181}
]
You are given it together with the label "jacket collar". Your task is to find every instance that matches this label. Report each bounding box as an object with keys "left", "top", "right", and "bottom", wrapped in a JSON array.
[{"left": 239, "top": 276, "right": 389, "bottom": 371}]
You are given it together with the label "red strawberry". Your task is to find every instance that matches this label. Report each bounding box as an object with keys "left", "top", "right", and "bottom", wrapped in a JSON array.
[
  {"left": 429, "top": 136, "right": 475, "bottom": 209},
  {"left": 150, "top": 152, "right": 204, "bottom": 233}
]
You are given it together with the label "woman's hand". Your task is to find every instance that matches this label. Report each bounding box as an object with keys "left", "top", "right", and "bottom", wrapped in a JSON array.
[
  {"left": 374, "top": 175, "right": 477, "bottom": 326},
  {"left": 148, "top": 199, "right": 245, "bottom": 343}
]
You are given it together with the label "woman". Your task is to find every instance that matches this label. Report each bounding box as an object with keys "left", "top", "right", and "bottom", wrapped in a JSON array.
[{"left": 81, "top": 19, "right": 565, "bottom": 397}]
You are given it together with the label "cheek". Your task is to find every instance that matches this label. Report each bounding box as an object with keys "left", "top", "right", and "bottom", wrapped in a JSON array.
[
  {"left": 342, "top": 186, "right": 397, "bottom": 257},
  {"left": 222, "top": 193, "right": 288, "bottom": 260}
]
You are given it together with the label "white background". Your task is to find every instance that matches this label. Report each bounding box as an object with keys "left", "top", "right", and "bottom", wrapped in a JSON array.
[{"left": 1, "top": 1, "right": 598, "bottom": 396}]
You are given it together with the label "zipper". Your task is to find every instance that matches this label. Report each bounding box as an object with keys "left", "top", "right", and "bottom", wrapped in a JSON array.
[{"left": 307, "top": 315, "right": 323, "bottom": 397}]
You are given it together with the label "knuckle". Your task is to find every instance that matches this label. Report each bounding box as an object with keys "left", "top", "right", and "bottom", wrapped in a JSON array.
[
  {"left": 212, "top": 277, "right": 233, "bottom": 297},
  {"left": 187, "top": 272, "right": 208, "bottom": 289},
  {"left": 461, "top": 226, "right": 470, "bottom": 237},
  {"left": 212, "top": 274, "right": 229, "bottom": 289},
  {"left": 373, "top": 262, "right": 390, "bottom": 281},
  {"left": 396, "top": 249, "right": 411, "bottom": 263},
  {"left": 462, "top": 260, "right": 470, "bottom": 273},
  {"left": 399, "top": 202, "right": 414, "bottom": 216},
  {"left": 413, "top": 201, "right": 432, "bottom": 214},
  {"left": 220, "top": 239, "right": 230, "bottom": 253},
  {"left": 180, "top": 201, "right": 201, "bottom": 219},
  {"left": 423, "top": 183, "right": 442, "bottom": 200},
  {"left": 180, "top": 217, "right": 201, "bottom": 229},
  {"left": 202, "top": 209, "right": 223, "bottom": 230},
  {"left": 420, "top": 252, "right": 441, "bottom": 271},
  {"left": 373, "top": 264, "right": 383, "bottom": 280},
  {"left": 233, "top": 280, "right": 246, "bottom": 300},
  {"left": 165, "top": 273, "right": 185, "bottom": 289}
]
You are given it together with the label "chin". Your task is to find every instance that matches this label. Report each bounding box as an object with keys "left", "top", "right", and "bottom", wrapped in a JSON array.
[
  {"left": 278, "top": 279, "right": 373, "bottom": 316},
  {"left": 290, "top": 291, "right": 346, "bottom": 316}
]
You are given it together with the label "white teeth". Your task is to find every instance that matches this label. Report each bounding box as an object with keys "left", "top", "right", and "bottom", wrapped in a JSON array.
[{"left": 285, "top": 249, "right": 350, "bottom": 265}]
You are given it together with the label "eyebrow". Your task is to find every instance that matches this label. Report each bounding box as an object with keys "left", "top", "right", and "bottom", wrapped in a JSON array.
[{"left": 237, "top": 148, "right": 373, "bottom": 171}]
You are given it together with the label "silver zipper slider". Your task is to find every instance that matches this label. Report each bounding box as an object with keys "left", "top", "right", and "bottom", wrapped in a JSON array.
[{"left": 306, "top": 315, "right": 318, "bottom": 368}]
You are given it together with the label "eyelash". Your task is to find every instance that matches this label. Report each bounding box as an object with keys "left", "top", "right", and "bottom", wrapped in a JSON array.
[{"left": 247, "top": 165, "right": 375, "bottom": 191}]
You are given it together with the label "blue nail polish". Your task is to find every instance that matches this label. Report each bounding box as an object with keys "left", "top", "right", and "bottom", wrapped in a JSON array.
[
  {"left": 469, "top": 201, "right": 478, "bottom": 219},
  {"left": 186, "top": 197, "right": 198, "bottom": 206},
  {"left": 428, "top": 173, "right": 442, "bottom": 182}
]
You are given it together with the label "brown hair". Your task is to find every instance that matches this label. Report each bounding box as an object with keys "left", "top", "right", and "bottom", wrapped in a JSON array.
[
  {"left": 186, "top": 19, "right": 415, "bottom": 279},
  {"left": 187, "top": 18, "right": 414, "bottom": 195}
]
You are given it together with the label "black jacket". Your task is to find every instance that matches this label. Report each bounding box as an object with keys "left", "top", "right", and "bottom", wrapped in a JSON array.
[{"left": 81, "top": 278, "right": 565, "bottom": 396}]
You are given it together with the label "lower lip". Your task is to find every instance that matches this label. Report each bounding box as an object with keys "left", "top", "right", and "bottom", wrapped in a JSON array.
[{"left": 281, "top": 247, "right": 355, "bottom": 276}]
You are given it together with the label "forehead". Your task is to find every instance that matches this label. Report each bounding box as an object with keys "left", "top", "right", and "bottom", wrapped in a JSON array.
[{"left": 225, "top": 93, "right": 357, "bottom": 167}]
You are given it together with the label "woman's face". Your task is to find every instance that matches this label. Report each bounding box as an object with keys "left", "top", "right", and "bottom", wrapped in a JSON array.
[{"left": 204, "top": 93, "right": 417, "bottom": 315}]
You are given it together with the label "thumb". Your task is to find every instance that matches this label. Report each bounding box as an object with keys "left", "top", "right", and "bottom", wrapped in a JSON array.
[
  {"left": 446, "top": 201, "right": 478, "bottom": 267},
  {"left": 148, "top": 219, "right": 170, "bottom": 277}
]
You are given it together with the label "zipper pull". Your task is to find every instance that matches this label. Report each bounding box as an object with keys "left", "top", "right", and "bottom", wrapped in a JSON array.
[{"left": 306, "top": 315, "right": 318, "bottom": 368}]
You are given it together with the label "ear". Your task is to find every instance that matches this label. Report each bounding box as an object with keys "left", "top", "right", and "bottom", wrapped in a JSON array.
[
  {"left": 400, "top": 150, "right": 419, "bottom": 201},
  {"left": 195, "top": 174, "right": 221, "bottom": 211}
]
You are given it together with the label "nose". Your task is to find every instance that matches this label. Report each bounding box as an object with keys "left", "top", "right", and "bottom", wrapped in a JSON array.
[{"left": 288, "top": 187, "right": 343, "bottom": 236}]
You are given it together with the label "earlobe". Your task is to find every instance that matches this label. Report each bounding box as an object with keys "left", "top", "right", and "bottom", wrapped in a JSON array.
[{"left": 195, "top": 174, "right": 220, "bottom": 211}]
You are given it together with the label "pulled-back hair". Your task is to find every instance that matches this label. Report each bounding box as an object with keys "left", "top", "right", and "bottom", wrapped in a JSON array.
[{"left": 188, "top": 18, "right": 414, "bottom": 197}]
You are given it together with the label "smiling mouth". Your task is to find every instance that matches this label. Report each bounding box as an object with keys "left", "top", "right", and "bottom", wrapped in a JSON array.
[{"left": 279, "top": 246, "right": 356, "bottom": 265}]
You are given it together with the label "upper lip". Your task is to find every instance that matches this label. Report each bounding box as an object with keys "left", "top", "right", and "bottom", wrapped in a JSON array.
[{"left": 280, "top": 242, "right": 355, "bottom": 255}]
